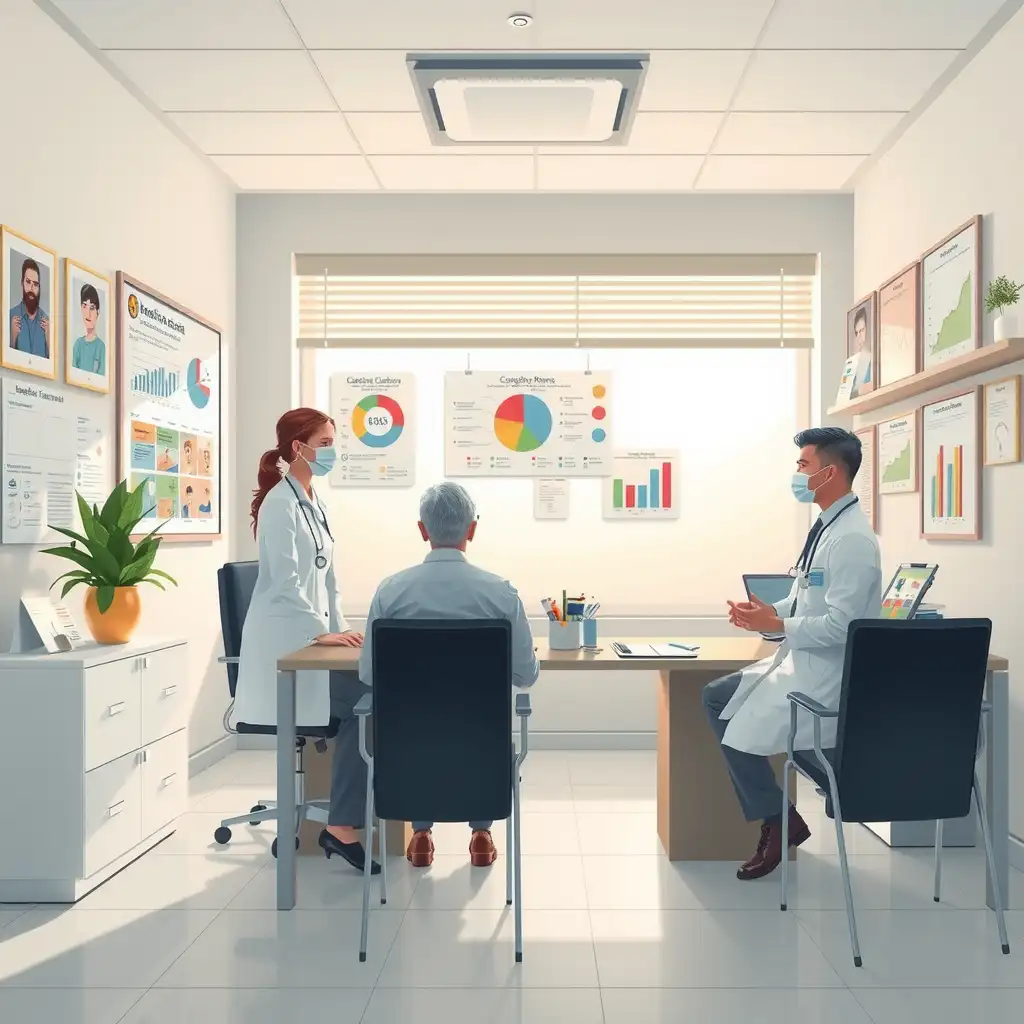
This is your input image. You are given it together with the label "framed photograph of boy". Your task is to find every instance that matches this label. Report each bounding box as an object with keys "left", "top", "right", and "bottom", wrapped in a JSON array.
[
  {"left": 64, "top": 259, "right": 112, "bottom": 393},
  {"left": 846, "top": 292, "right": 877, "bottom": 397},
  {"left": 1, "top": 225, "right": 58, "bottom": 380}
]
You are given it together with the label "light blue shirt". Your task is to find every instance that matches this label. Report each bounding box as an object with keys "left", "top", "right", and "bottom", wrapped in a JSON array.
[
  {"left": 9, "top": 301, "right": 48, "bottom": 357},
  {"left": 359, "top": 548, "right": 539, "bottom": 689},
  {"left": 72, "top": 335, "right": 106, "bottom": 375}
]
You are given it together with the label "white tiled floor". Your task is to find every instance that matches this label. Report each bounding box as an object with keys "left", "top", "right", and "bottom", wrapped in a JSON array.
[{"left": 1, "top": 750, "right": 1021, "bottom": 1023}]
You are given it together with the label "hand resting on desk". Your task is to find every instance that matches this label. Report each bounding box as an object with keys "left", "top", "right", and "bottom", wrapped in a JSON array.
[{"left": 315, "top": 631, "right": 364, "bottom": 647}]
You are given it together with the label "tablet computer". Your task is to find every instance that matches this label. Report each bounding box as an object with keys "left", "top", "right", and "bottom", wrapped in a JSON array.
[
  {"left": 742, "top": 573, "right": 793, "bottom": 641},
  {"left": 881, "top": 563, "right": 938, "bottom": 620}
]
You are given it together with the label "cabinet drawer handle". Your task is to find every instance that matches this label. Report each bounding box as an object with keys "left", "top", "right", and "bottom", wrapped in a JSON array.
[
  {"left": 162, "top": 772, "right": 178, "bottom": 787},
  {"left": 108, "top": 799, "right": 125, "bottom": 817},
  {"left": 107, "top": 702, "right": 126, "bottom": 716},
  {"left": 142, "top": 656, "right": 150, "bottom": 669},
  {"left": 162, "top": 684, "right": 178, "bottom": 696}
]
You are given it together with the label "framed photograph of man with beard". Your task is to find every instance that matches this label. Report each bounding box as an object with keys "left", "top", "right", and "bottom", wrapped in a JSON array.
[{"left": 1, "top": 226, "right": 58, "bottom": 380}]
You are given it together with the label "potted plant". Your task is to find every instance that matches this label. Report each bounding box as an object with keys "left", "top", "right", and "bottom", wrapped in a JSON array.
[
  {"left": 42, "top": 479, "right": 177, "bottom": 644},
  {"left": 985, "top": 276, "right": 1022, "bottom": 342}
]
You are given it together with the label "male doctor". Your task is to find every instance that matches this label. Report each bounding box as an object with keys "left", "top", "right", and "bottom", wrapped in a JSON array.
[{"left": 703, "top": 427, "right": 881, "bottom": 881}]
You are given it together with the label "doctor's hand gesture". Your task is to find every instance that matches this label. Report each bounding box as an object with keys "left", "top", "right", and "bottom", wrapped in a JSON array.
[
  {"left": 727, "top": 596, "right": 783, "bottom": 634},
  {"left": 315, "top": 631, "right": 364, "bottom": 647}
]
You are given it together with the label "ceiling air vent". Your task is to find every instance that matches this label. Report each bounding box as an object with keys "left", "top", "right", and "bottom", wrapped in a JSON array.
[{"left": 407, "top": 53, "right": 648, "bottom": 146}]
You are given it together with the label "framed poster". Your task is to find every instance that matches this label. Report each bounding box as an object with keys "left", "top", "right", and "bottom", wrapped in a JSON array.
[
  {"left": 921, "top": 216, "right": 982, "bottom": 371},
  {"left": 878, "top": 414, "right": 918, "bottom": 494},
  {"left": 853, "top": 426, "right": 877, "bottom": 530},
  {"left": 117, "top": 272, "right": 221, "bottom": 539},
  {"left": 64, "top": 259, "right": 112, "bottom": 394},
  {"left": 877, "top": 262, "right": 920, "bottom": 388},
  {"left": 920, "top": 387, "right": 981, "bottom": 541},
  {"left": 846, "top": 293, "right": 877, "bottom": 397},
  {"left": 983, "top": 375, "right": 1021, "bottom": 466},
  {"left": 1, "top": 225, "right": 57, "bottom": 380}
]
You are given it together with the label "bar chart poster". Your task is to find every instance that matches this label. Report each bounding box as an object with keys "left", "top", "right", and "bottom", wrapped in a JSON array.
[
  {"left": 922, "top": 217, "right": 981, "bottom": 370},
  {"left": 603, "top": 450, "right": 680, "bottom": 520},
  {"left": 117, "top": 273, "right": 221, "bottom": 537},
  {"left": 445, "top": 371, "right": 611, "bottom": 477},
  {"left": 329, "top": 372, "right": 415, "bottom": 487},
  {"left": 878, "top": 415, "right": 918, "bottom": 495},
  {"left": 921, "top": 388, "right": 980, "bottom": 540}
]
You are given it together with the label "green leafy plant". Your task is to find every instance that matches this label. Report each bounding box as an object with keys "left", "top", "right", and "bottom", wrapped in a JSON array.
[
  {"left": 42, "top": 479, "right": 177, "bottom": 613},
  {"left": 985, "top": 276, "right": 1022, "bottom": 317}
]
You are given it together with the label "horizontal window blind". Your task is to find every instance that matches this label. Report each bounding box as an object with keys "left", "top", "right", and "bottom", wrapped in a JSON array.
[{"left": 296, "top": 270, "right": 815, "bottom": 349}]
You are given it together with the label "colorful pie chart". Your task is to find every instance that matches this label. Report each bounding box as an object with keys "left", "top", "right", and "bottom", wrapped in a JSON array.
[
  {"left": 494, "top": 394, "right": 552, "bottom": 453},
  {"left": 352, "top": 394, "right": 404, "bottom": 448},
  {"left": 187, "top": 358, "right": 211, "bottom": 409}
]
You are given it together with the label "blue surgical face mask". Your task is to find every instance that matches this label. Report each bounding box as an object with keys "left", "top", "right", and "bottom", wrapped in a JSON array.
[
  {"left": 304, "top": 444, "right": 337, "bottom": 477},
  {"left": 791, "top": 467, "right": 831, "bottom": 503}
]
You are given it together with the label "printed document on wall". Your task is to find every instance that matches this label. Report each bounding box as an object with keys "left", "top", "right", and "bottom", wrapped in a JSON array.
[{"left": 445, "top": 371, "right": 611, "bottom": 477}]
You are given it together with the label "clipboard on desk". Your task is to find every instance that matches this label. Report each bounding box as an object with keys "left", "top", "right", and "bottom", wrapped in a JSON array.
[{"left": 611, "top": 642, "right": 699, "bottom": 660}]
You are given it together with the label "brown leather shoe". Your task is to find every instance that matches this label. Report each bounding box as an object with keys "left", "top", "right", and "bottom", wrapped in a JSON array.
[
  {"left": 406, "top": 829, "right": 434, "bottom": 867},
  {"left": 737, "top": 807, "right": 811, "bottom": 881},
  {"left": 469, "top": 829, "right": 497, "bottom": 867}
]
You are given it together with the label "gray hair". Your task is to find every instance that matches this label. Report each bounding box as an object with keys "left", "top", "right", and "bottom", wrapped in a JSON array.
[{"left": 419, "top": 482, "right": 476, "bottom": 546}]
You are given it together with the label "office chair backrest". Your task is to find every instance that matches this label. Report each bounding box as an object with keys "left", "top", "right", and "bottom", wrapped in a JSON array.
[
  {"left": 371, "top": 619, "right": 513, "bottom": 824},
  {"left": 834, "top": 618, "right": 991, "bottom": 823},
  {"left": 217, "top": 561, "right": 260, "bottom": 698}
]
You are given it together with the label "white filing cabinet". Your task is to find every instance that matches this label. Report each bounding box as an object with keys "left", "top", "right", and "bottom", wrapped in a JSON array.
[{"left": 0, "top": 638, "right": 188, "bottom": 902}]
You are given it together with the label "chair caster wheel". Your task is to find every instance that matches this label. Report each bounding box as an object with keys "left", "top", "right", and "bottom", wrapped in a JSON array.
[
  {"left": 515, "top": 952, "right": 523, "bottom": 963},
  {"left": 249, "top": 803, "right": 268, "bottom": 825},
  {"left": 853, "top": 956, "right": 863, "bottom": 968},
  {"left": 214, "top": 826, "right": 232, "bottom": 845},
  {"left": 271, "top": 836, "right": 300, "bottom": 858},
  {"left": 359, "top": 952, "right": 367, "bottom": 963}
]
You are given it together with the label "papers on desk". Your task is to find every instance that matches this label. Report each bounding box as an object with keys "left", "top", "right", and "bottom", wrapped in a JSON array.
[{"left": 611, "top": 642, "right": 699, "bottom": 660}]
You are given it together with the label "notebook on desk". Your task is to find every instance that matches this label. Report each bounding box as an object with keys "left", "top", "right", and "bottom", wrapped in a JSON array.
[{"left": 611, "top": 642, "right": 699, "bottom": 660}]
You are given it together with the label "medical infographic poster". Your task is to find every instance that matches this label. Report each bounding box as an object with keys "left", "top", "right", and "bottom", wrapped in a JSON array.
[
  {"left": 117, "top": 273, "right": 221, "bottom": 537},
  {"left": 445, "top": 371, "right": 611, "bottom": 477},
  {"left": 983, "top": 376, "right": 1021, "bottom": 466},
  {"left": 921, "top": 217, "right": 981, "bottom": 371},
  {"left": 1, "top": 376, "right": 112, "bottom": 544},
  {"left": 877, "top": 263, "right": 920, "bottom": 387},
  {"left": 878, "top": 415, "right": 918, "bottom": 495},
  {"left": 921, "top": 387, "right": 981, "bottom": 540},
  {"left": 329, "top": 372, "right": 415, "bottom": 487},
  {"left": 603, "top": 450, "right": 680, "bottom": 520},
  {"left": 853, "top": 426, "right": 877, "bottom": 531}
]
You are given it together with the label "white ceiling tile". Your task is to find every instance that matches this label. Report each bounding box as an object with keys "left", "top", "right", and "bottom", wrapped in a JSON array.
[
  {"left": 714, "top": 111, "right": 904, "bottom": 155},
  {"left": 346, "top": 113, "right": 532, "bottom": 154},
  {"left": 535, "top": 0, "right": 777, "bottom": 49},
  {"left": 369, "top": 156, "right": 535, "bottom": 191},
  {"left": 540, "top": 112, "right": 723, "bottom": 154},
  {"left": 696, "top": 154, "right": 864, "bottom": 190},
  {"left": 106, "top": 51, "right": 335, "bottom": 111},
  {"left": 313, "top": 51, "right": 419, "bottom": 112},
  {"left": 210, "top": 155, "right": 379, "bottom": 190},
  {"left": 761, "top": 0, "right": 1009, "bottom": 49},
  {"left": 733, "top": 50, "right": 960, "bottom": 111},
  {"left": 169, "top": 113, "right": 358, "bottom": 155},
  {"left": 537, "top": 155, "right": 702, "bottom": 191},
  {"left": 639, "top": 52, "right": 751, "bottom": 111}
]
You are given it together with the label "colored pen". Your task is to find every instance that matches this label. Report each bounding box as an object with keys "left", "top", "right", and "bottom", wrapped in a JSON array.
[{"left": 669, "top": 643, "right": 700, "bottom": 652}]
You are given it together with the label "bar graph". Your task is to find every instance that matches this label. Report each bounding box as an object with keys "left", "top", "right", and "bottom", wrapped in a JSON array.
[
  {"left": 921, "top": 388, "right": 978, "bottom": 539},
  {"left": 604, "top": 450, "right": 680, "bottom": 520},
  {"left": 131, "top": 365, "right": 180, "bottom": 399},
  {"left": 931, "top": 443, "right": 964, "bottom": 519}
]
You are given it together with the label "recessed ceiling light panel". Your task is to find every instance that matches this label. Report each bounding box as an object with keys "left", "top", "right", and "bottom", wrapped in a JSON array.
[
  {"left": 408, "top": 53, "right": 648, "bottom": 146},
  {"left": 507, "top": 13, "right": 533, "bottom": 28}
]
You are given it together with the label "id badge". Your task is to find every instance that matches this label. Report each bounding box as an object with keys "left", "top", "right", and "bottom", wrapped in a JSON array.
[{"left": 807, "top": 569, "right": 825, "bottom": 588}]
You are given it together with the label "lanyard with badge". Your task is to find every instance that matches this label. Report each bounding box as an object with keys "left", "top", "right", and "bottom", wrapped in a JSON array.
[{"left": 787, "top": 497, "right": 858, "bottom": 614}]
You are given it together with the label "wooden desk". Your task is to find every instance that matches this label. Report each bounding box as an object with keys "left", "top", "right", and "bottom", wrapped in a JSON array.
[{"left": 273, "top": 639, "right": 1010, "bottom": 914}]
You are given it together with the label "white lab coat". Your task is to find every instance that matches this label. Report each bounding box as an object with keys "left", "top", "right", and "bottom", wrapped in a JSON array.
[
  {"left": 231, "top": 477, "right": 351, "bottom": 728},
  {"left": 719, "top": 495, "right": 882, "bottom": 756}
]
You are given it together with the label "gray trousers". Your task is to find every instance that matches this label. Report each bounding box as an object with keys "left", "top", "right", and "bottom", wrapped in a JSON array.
[
  {"left": 702, "top": 672, "right": 793, "bottom": 824},
  {"left": 328, "top": 671, "right": 372, "bottom": 828}
]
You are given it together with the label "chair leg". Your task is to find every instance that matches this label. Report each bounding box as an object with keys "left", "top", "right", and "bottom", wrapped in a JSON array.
[
  {"left": 780, "top": 759, "right": 792, "bottom": 912},
  {"left": 379, "top": 816, "right": 388, "bottom": 906},
  {"left": 512, "top": 764, "right": 524, "bottom": 963},
  {"left": 358, "top": 763, "right": 375, "bottom": 964},
  {"left": 822, "top": 768, "right": 862, "bottom": 968},
  {"left": 933, "top": 819, "right": 944, "bottom": 903},
  {"left": 505, "top": 810, "right": 514, "bottom": 906},
  {"left": 974, "top": 772, "right": 1010, "bottom": 955}
]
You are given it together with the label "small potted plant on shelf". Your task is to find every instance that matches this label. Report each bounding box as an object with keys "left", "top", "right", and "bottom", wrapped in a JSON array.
[
  {"left": 985, "top": 275, "right": 1022, "bottom": 342},
  {"left": 42, "top": 479, "right": 177, "bottom": 644}
]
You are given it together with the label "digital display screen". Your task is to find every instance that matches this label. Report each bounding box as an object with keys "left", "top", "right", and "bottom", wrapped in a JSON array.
[{"left": 881, "top": 565, "right": 936, "bottom": 619}]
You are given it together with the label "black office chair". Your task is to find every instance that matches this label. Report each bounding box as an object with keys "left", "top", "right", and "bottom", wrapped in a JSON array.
[
  {"left": 353, "top": 619, "right": 531, "bottom": 964},
  {"left": 782, "top": 618, "right": 1009, "bottom": 968},
  {"left": 213, "top": 561, "right": 337, "bottom": 858}
]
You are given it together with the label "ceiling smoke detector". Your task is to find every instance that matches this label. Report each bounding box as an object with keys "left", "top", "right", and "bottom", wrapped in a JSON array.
[
  {"left": 407, "top": 52, "right": 648, "bottom": 146},
  {"left": 508, "top": 13, "right": 533, "bottom": 27}
]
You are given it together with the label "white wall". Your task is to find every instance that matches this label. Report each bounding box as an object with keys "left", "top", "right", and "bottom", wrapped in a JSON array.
[
  {"left": 0, "top": 1, "right": 236, "bottom": 758},
  {"left": 854, "top": 8, "right": 1024, "bottom": 840}
]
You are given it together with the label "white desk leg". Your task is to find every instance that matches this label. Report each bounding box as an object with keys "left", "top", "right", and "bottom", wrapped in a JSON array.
[
  {"left": 277, "top": 669, "right": 297, "bottom": 911},
  {"left": 986, "top": 669, "right": 1009, "bottom": 912}
]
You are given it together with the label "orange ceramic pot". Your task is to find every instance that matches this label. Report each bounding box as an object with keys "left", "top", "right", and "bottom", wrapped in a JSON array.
[{"left": 84, "top": 586, "right": 142, "bottom": 645}]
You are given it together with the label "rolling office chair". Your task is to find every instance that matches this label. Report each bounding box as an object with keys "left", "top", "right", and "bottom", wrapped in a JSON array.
[
  {"left": 781, "top": 618, "right": 1010, "bottom": 968},
  {"left": 213, "top": 561, "right": 337, "bottom": 858},
  {"left": 353, "top": 619, "right": 531, "bottom": 964}
]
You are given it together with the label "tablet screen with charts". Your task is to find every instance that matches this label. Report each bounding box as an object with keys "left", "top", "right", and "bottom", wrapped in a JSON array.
[{"left": 881, "top": 563, "right": 938, "bottom": 620}]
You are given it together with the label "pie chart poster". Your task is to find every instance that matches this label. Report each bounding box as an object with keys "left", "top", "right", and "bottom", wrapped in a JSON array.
[
  {"left": 445, "top": 371, "right": 611, "bottom": 477},
  {"left": 329, "top": 372, "right": 415, "bottom": 487}
]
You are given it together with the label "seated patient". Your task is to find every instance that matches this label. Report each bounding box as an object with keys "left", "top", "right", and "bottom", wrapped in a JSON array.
[{"left": 360, "top": 481, "right": 539, "bottom": 868}]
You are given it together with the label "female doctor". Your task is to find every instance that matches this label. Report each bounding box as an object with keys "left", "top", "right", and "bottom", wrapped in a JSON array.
[{"left": 233, "top": 408, "right": 379, "bottom": 874}]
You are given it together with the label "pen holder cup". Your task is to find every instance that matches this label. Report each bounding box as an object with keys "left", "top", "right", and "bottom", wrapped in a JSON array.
[
  {"left": 582, "top": 618, "right": 598, "bottom": 648},
  {"left": 548, "top": 619, "right": 581, "bottom": 651}
]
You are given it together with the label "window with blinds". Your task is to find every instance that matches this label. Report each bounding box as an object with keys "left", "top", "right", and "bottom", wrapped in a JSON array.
[{"left": 294, "top": 256, "right": 816, "bottom": 349}]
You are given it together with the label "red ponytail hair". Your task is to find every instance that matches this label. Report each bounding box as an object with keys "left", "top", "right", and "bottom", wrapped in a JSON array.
[{"left": 251, "top": 407, "right": 335, "bottom": 536}]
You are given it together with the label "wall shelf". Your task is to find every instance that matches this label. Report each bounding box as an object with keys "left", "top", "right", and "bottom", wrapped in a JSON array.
[{"left": 828, "top": 338, "right": 1024, "bottom": 417}]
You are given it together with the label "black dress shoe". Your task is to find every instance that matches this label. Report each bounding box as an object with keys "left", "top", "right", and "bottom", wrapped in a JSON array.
[{"left": 318, "top": 829, "right": 381, "bottom": 874}]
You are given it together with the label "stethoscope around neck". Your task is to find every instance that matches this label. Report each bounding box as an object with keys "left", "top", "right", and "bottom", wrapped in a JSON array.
[
  {"left": 788, "top": 496, "right": 859, "bottom": 589},
  {"left": 284, "top": 475, "right": 333, "bottom": 570}
]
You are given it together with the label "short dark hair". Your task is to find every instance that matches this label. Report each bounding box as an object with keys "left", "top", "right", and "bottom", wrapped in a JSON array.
[
  {"left": 853, "top": 306, "right": 868, "bottom": 332},
  {"left": 794, "top": 426, "right": 863, "bottom": 481},
  {"left": 186, "top": 485, "right": 193, "bottom": 494},
  {"left": 80, "top": 283, "right": 100, "bottom": 310},
  {"left": 21, "top": 258, "right": 40, "bottom": 283}
]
